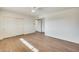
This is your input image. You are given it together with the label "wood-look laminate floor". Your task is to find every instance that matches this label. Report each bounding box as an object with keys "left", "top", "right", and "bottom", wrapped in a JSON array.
[
  {"left": 0, "top": 32, "right": 79, "bottom": 52},
  {"left": 0, "top": 35, "right": 32, "bottom": 52},
  {"left": 22, "top": 32, "right": 79, "bottom": 52}
]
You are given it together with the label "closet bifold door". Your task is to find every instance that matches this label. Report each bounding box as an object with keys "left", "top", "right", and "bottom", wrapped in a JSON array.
[
  {"left": 2, "top": 17, "right": 18, "bottom": 39},
  {"left": 0, "top": 17, "right": 5, "bottom": 40},
  {"left": 0, "top": 16, "right": 24, "bottom": 40},
  {"left": 15, "top": 18, "right": 24, "bottom": 35}
]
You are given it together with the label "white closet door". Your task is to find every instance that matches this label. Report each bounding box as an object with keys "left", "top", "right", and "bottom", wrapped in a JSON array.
[
  {"left": 4, "top": 17, "right": 24, "bottom": 38},
  {"left": 15, "top": 18, "right": 24, "bottom": 35},
  {"left": 0, "top": 17, "right": 24, "bottom": 39},
  {"left": 0, "top": 17, "right": 6, "bottom": 39},
  {"left": 3, "top": 17, "right": 18, "bottom": 38}
]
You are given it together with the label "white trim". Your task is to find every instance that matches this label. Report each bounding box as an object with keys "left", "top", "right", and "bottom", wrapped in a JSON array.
[
  {"left": 20, "top": 38, "right": 39, "bottom": 52},
  {"left": 45, "top": 34, "right": 79, "bottom": 44}
]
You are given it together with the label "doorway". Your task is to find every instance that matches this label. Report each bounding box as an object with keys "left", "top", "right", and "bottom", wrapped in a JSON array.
[{"left": 35, "top": 18, "right": 45, "bottom": 33}]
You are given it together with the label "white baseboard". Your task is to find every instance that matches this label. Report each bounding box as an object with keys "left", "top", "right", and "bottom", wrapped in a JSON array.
[{"left": 45, "top": 34, "right": 79, "bottom": 44}]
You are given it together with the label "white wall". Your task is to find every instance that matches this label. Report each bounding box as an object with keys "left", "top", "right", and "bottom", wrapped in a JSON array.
[
  {"left": 0, "top": 10, "right": 35, "bottom": 39},
  {"left": 45, "top": 8, "right": 79, "bottom": 43},
  {"left": 23, "top": 16, "right": 35, "bottom": 34}
]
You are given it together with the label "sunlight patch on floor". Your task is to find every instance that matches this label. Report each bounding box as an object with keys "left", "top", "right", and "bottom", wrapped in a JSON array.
[{"left": 20, "top": 38, "right": 39, "bottom": 52}]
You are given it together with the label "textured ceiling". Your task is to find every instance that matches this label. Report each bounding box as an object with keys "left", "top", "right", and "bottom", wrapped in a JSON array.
[
  {"left": 0, "top": 7, "right": 74, "bottom": 17},
  {"left": 0, "top": 7, "right": 32, "bottom": 16}
]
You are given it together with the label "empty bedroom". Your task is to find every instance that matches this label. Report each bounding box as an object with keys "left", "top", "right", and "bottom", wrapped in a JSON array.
[{"left": 0, "top": 7, "right": 79, "bottom": 52}]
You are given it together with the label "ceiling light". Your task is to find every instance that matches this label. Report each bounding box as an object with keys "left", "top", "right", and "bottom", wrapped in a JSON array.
[
  {"left": 32, "top": 9, "right": 35, "bottom": 13},
  {"left": 32, "top": 7, "right": 39, "bottom": 13}
]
